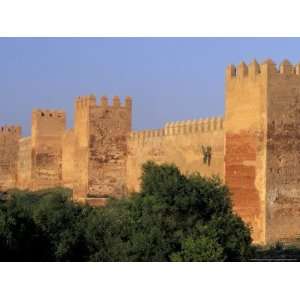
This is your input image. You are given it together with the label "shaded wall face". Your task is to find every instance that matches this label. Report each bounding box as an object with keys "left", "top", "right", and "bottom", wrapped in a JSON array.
[
  {"left": 17, "top": 137, "right": 32, "bottom": 189},
  {"left": 73, "top": 103, "right": 90, "bottom": 200},
  {"left": 88, "top": 105, "right": 131, "bottom": 198},
  {"left": 225, "top": 66, "right": 267, "bottom": 244},
  {"left": 266, "top": 71, "right": 300, "bottom": 243},
  {"left": 31, "top": 111, "right": 66, "bottom": 190},
  {"left": 0, "top": 127, "right": 21, "bottom": 190},
  {"left": 126, "top": 120, "right": 224, "bottom": 193},
  {"left": 62, "top": 129, "right": 75, "bottom": 189}
]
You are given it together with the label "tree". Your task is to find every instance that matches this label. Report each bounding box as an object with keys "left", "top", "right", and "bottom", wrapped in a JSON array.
[{"left": 120, "top": 161, "right": 253, "bottom": 261}]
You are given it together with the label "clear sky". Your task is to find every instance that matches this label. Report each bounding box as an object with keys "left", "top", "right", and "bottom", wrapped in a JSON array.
[{"left": 1, "top": 37, "right": 300, "bottom": 136}]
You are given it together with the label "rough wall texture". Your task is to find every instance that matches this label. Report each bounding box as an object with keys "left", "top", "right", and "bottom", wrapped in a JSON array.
[
  {"left": 31, "top": 109, "right": 66, "bottom": 190},
  {"left": 17, "top": 136, "right": 32, "bottom": 189},
  {"left": 73, "top": 97, "right": 91, "bottom": 200},
  {"left": 0, "top": 126, "right": 21, "bottom": 190},
  {"left": 266, "top": 60, "right": 300, "bottom": 243},
  {"left": 225, "top": 60, "right": 268, "bottom": 244},
  {"left": 62, "top": 129, "right": 75, "bottom": 189},
  {"left": 73, "top": 95, "right": 132, "bottom": 201},
  {"left": 225, "top": 59, "right": 300, "bottom": 244},
  {"left": 127, "top": 117, "right": 224, "bottom": 193}
]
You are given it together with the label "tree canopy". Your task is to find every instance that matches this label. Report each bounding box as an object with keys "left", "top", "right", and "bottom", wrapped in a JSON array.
[{"left": 0, "top": 162, "right": 253, "bottom": 261}]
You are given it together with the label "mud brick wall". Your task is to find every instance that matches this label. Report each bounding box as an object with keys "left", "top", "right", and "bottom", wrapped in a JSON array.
[
  {"left": 62, "top": 129, "right": 75, "bottom": 189},
  {"left": 0, "top": 126, "right": 21, "bottom": 190},
  {"left": 73, "top": 95, "right": 132, "bottom": 200},
  {"left": 266, "top": 60, "right": 300, "bottom": 243},
  {"left": 127, "top": 117, "right": 224, "bottom": 193},
  {"left": 225, "top": 60, "right": 268, "bottom": 244},
  {"left": 17, "top": 136, "right": 32, "bottom": 189},
  {"left": 73, "top": 96, "right": 92, "bottom": 200},
  {"left": 88, "top": 96, "right": 131, "bottom": 198},
  {"left": 31, "top": 109, "right": 66, "bottom": 190}
]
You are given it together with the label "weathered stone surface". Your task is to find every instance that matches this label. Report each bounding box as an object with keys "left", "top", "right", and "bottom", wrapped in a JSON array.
[
  {"left": 62, "top": 129, "right": 75, "bottom": 189},
  {"left": 31, "top": 109, "right": 66, "bottom": 190},
  {"left": 0, "top": 126, "right": 21, "bottom": 190},
  {"left": 225, "top": 59, "right": 300, "bottom": 244},
  {"left": 127, "top": 118, "right": 224, "bottom": 193},
  {"left": 225, "top": 62, "right": 268, "bottom": 244},
  {"left": 73, "top": 95, "right": 131, "bottom": 201},
  {"left": 17, "top": 136, "right": 32, "bottom": 189}
]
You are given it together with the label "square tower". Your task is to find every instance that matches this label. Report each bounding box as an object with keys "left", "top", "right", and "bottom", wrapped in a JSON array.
[
  {"left": 225, "top": 59, "right": 300, "bottom": 244},
  {"left": 73, "top": 95, "right": 132, "bottom": 202},
  {"left": 31, "top": 109, "right": 66, "bottom": 190}
]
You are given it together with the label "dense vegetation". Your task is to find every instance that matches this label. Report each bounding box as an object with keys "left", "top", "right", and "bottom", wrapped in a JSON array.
[{"left": 0, "top": 162, "right": 254, "bottom": 261}]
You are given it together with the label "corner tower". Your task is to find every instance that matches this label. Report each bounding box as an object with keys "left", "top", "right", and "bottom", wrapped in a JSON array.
[
  {"left": 225, "top": 59, "right": 300, "bottom": 244},
  {"left": 73, "top": 95, "right": 132, "bottom": 202}
]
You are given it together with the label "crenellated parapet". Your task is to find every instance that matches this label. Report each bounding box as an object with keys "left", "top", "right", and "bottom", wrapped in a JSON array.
[
  {"left": 75, "top": 94, "right": 97, "bottom": 109},
  {"left": 76, "top": 94, "right": 132, "bottom": 110},
  {"left": 129, "top": 128, "right": 165, "bottom": 141},
  {"left": 129, "top": 116, "right": 223, "bottom": 143},
  {"left": 226, "top": 59, "right": 300, "bottom": 81},
  {"left": 165, "top": 116, "right": 223, "bottom": 135},
  {"left": 0, "top": 125, "right": 21, "bottom": 135},
  {"left": 32, "top": 109, "right": 65, "bottom": 119}
]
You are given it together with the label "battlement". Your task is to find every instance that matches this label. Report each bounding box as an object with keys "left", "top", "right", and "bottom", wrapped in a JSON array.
[
  {"left": 165, "top": 116, "right": 223, "bottom": 135},
  {"left": 32, "top": 109, "right": 65, "bottom": 119},
  {"left": 130, "top": 128, "right": 165, "bottom": 141},
  {"left": 76, "top": 95, "right": 132, "bottom": 110},
  {"left": 0, "top": 125, "right": 21, "bottom": 135},
  {"left": 129, "top": 116, "right": 223, "bottom": 143},
  {"left": 98, "top": 95, "right": 132, "bottom": 109},
  {"left": 75, "top": 94, "right": 97, "bottom": 109},
  {"left": 226, "top": 59, "right": 300, "bottom": 80}
]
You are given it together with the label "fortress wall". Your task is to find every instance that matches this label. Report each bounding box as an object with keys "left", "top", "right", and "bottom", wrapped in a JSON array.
[
  {"left": 266, "top": 60, "right": 300, "bottom": 243},
  {"left": 127, "top": 117, "right": 224, "bottom": 193},
  {"left": 87, "top": 96, "right": 132, "bottom": 198},
  {"left": 0, "top": 126, "right": 21, "bottom": 190},
  {"left": 17, "top": 137, "right": 32, "bottom": 190},
  {"left": 31, "top": 109, "right": 66, "bottom": 190},
  {"left": 225, "top": 61, "right": 268, "bottom": 244},
  {"left": 73, "top": 96, "right": 95, "bottom": 200},
  {"left": 62, "top": 129, "right": 75, "bottom": 189}
]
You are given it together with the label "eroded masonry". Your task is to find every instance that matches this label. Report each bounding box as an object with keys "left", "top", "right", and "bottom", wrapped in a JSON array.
[{"left": 1, "top": 59, "right": 300, "bottom": 244}]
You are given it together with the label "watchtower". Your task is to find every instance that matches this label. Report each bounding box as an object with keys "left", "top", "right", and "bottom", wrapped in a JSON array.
[
  {"left": 31, "top": 109, "right": 66, "bottom": 190},
  {"left": 73, "top": 94, "right": 132, "bottom": 202},
  {"left": 0, "top": 125, "right": 21, "bottom": 190},
  {"left": 225, "top": 59, "right": 300, "bottom": 244}
]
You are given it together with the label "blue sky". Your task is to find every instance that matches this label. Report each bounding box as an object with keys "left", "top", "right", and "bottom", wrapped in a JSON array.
[{"left": 1, "top": 38, "right": 300, "bottom": 136}]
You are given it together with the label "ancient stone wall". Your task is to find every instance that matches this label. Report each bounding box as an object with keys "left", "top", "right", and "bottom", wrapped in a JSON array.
[
  {"left": 266, "top": 60, "right": 300, "bottom": 243},
  {"left": 127, "top": 117, "right": 224, "bottom": 193},
  {"left": 73, "top": 96, "right": 93, "bottom": 200},
  {"left": 62, "top": 129, "right": 75, "bottom": 189},
  {"left": 0, "top": 125, "right": 21, "bottom": 190},
  {"left": 73, "top": 95, "right": 132, "bottom": 201},
  {"left": 31, "top": 109, "right": 66, "bottom": 190},
  {"left": 17, "top": 136, "right": 32, "bottom": 189},
  {"left": 225, "top": 60, "right": 268, "bottom": 244},
  {"left": 1, "top": 58, "right": 300, "bottom": 245}
]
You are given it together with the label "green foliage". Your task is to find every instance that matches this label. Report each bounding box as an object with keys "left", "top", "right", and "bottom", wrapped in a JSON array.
[
  {"left": 125, "top": 162, "right": 252, "bottom": 261},
  {"left": 0, "top": 162, "right": 253, "bottom": 261},
  {"left": 252, "top": 242, "right": 300, "bottom": 261}
]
